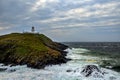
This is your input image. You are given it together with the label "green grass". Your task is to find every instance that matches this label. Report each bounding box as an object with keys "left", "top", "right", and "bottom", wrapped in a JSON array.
[
  {"left": 0, "top": 33, "right": 48, "bottom": 52},
  {"left": 0, "top": 33, "right": 62, "bottom": 68}
]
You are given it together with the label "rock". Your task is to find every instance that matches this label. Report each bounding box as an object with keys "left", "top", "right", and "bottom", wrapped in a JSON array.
[
  {"left": 111, "top": 66, "right": 120, "bottom": 72},
  {"left": 0, "top": 64, "right": 4, "bottom": 66},
  {"left": 10, "top": 64, "right": 17, "bottom": 67},
  {"left": 7, "top": 69, "right": 16, "bottom": 72},
  {"left": 66, "top": 69, "right": 72, "bottom": 72},
  {"left": 109, "top": 76, "right": 116, "bottom": 80},
  {"left": 0, "top": 33, "right": 69, "bottom": 69},
  {"left": 0, "top": 68, "right": 7, "bottom": 72},
  {"left": 81, "top": 65, "right": 103, "bottom": 77}
]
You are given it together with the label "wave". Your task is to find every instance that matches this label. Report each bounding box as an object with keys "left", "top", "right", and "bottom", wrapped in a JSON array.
[{"left": 0, "top": 48, "right": 120, "bottom": 80}]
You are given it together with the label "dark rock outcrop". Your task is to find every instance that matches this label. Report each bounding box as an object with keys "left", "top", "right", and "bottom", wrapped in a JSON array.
[
  {"left": 0, "top": 68, "right": 7, "bottom": 72},
  {"left": 66, "top": 69, "right": 72, "bottom": 72},
  {"left": 81, "top": 65, "right": 104, "bottom": 77}
]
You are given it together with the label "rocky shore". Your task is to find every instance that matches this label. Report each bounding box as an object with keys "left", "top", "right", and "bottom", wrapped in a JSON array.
[{"left": 0, "top": 33, "right": 69, "bottom": 69}]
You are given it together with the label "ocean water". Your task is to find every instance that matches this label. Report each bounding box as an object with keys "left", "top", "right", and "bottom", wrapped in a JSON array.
[{"left": 0, "top": 44, "right": 120, "bottom": 80}]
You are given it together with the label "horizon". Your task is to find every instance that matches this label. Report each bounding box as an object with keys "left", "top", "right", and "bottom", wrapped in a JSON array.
[
  {"left": 0, "top": 32, "right": 120, "bottom": 42},
  {"left": 0, "top": 0, "right": 120, "bottom": 42}
]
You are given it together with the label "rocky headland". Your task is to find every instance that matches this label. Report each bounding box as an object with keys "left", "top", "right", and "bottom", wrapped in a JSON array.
[{"left": 0, "top": 33, "right": 69, "bottom": 69}]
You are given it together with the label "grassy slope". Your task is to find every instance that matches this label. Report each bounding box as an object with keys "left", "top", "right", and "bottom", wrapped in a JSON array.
[{"left": 0, "top": 33, "right": 66, "bottom": 68}]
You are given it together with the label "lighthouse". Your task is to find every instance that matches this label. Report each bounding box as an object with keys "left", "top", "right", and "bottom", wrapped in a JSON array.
[{"left": 31, "top": 26, "right": 35, "bottom": 33}]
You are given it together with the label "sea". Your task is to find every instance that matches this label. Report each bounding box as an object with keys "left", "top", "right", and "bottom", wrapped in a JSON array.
[{"left": 0, "top": 42, "right": 120, "bottom": 80}]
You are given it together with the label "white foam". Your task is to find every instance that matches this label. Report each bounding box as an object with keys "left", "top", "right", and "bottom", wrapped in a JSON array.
[{"left": 0, "top": 48, "right": 120, "bottom": 80}]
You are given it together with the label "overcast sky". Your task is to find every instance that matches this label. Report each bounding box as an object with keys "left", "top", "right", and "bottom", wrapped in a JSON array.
[{"left": 0, "top": 0, "right": 120, "bottom": 42}]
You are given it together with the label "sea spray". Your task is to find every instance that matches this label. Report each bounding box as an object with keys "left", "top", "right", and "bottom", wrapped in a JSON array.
[{"left": 0, "top": 48, "right": 120, "bottom": 80}]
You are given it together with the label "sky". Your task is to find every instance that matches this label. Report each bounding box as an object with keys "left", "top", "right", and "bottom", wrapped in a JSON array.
[{"left": 0, "top": 0, "right": 120, "bottom": 42}]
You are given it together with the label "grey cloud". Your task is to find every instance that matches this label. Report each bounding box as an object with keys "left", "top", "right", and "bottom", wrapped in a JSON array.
[{"left": 0, "top": 0, "right": 120, "bottom": 41}]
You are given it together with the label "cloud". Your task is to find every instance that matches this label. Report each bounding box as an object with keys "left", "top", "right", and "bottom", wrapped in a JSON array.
[
  {"left": 41, "top": 1, "right": 120, "bottom": 22},
  {"left": 0, "top": 0, "right": 120, "bottom": 41},
  {"left": 48, "top": 19, "right": 120, "bottom": 29},
  {"left": 34, "top": 0, "right": 120, "bottom": 35},
  {"left": 0, "top": 22, "right": 16, "bottom": 31},
  {"left": 30, "top": 0, "right": 59, "bottom": 12},
  {"left": 0, "top": 27, "right": 10, "bottom": 30}
]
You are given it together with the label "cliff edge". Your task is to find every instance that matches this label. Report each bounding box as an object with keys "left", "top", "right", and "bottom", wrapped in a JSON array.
[{"left": 0, "top": 33, "right": 68, "bottom": 69}]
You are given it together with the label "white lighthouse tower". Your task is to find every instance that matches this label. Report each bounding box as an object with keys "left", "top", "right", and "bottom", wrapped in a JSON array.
[{"left": 31, "top": 26, "right": 35, "bottom": 33}]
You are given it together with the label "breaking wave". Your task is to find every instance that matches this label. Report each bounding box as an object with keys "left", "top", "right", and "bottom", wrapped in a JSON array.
[{"left": 0, "top": 48, "right": 120, "bottom": 80}]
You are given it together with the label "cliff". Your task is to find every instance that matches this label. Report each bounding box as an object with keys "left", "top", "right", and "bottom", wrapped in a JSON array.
[{"left": 0, "top": 33, "right": 68, "bottom": 69}]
